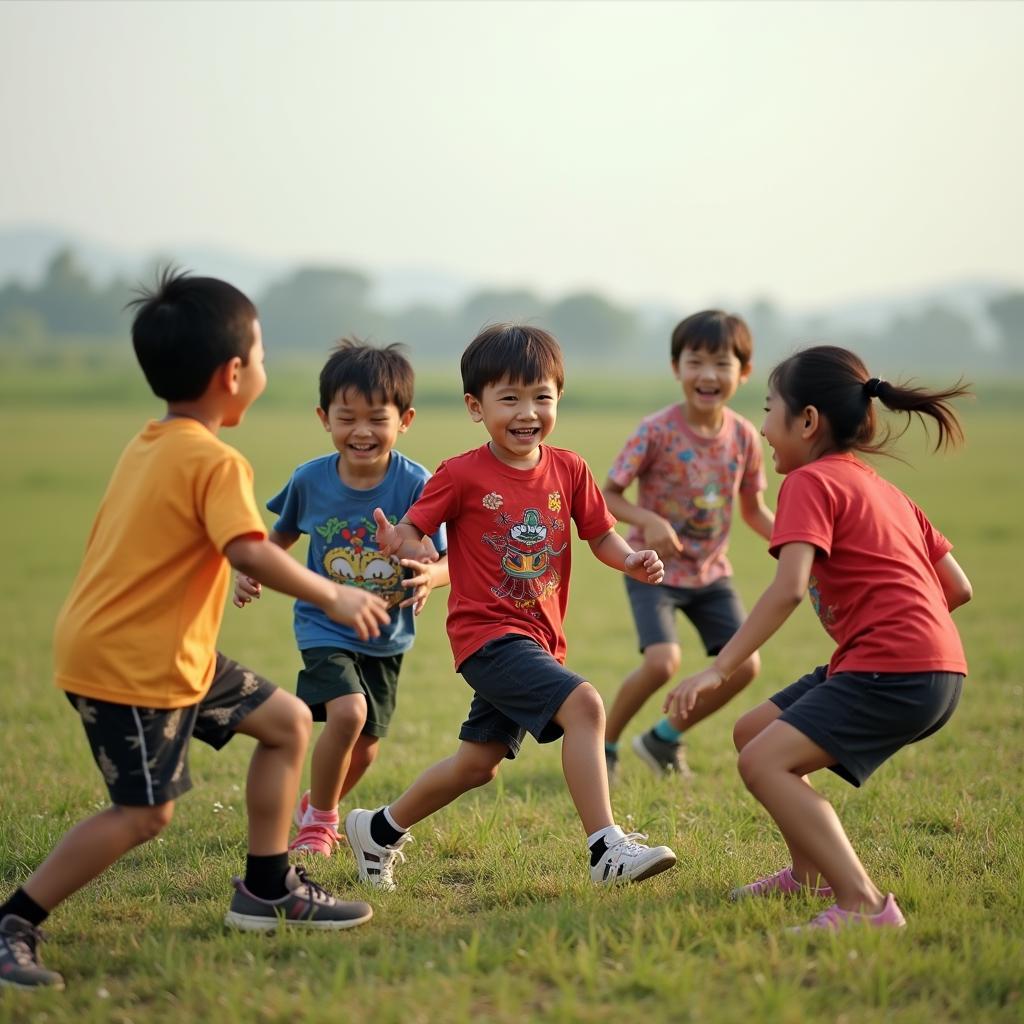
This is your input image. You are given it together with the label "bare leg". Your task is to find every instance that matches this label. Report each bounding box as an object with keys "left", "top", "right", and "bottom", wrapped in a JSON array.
[
  {"left": 233, "top": 689, "right": 312, "bottom": 855},
  {"left": 339, "top": 734, "right": 379, "bottom": 801},
  {"left": 554, "top": 683, "right": 614, "bottom": 836},
  {"left": 23, "top": 803, "right": 174, "bottom": 911},
  {"left": 738, "top": 720, "right": 885, "bottom": 913},
  {"left": 388, "top": 740, "right": 507, "bottom": 830},
  {"left": 733, "top": 701, "right": 824, "bottom": 885},
  {"left": 309, "top": 693, "right": 366, "bottom": 810},
  {"left": 669, "top": 653, "right": 760, "bottom": 732},
  {"left": 605, "top": 643, "right": 680, "bottom": 743}
]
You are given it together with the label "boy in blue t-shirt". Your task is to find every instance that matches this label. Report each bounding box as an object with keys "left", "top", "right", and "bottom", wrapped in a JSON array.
[{"left": 235, "top": 340, "right": 447, "bottom": 856}]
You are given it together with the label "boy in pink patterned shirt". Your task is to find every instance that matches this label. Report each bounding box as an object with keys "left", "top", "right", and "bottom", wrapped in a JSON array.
[{"left": 603, "top": 311, "right": 774, "bottom": 779}]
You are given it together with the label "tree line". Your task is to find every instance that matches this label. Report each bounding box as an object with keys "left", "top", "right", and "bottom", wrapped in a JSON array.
[{"left": 2, "top": 248, "right": 1023, "bottom": 374}]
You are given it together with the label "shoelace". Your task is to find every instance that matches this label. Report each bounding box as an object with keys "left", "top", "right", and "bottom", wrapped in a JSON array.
[
  {"left": 292, "top": 865, "right": 336, "bottom": 905},
  {"left": 3, "top": 923, "right": 45, "bottom": 967},
  {"left": 378, "top": 834, "right": 414, "bottom": 882},
  {"left": 607, "top": 832, "right": 650, "bottom": 859}
]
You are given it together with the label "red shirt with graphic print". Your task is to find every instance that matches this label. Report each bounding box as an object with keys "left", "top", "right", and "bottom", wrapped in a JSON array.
[
  {"left": 769, "top": 453, "right": 966, "bottom": 676},
  {"left": 406, "top": 443, "right": 617, "bottom": 668}
]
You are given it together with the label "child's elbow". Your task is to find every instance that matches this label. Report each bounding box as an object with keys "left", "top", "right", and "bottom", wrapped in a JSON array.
[{"left": 950, "top": 580, "right": 973, "bottom": 610}]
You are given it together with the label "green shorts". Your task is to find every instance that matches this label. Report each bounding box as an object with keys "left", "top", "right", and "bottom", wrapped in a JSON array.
[{"left": 296, "top": 647, "right": 403, "bottom": 737}]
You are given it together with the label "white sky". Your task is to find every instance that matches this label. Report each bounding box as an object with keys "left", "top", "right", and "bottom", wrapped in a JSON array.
[{"left": 1, "top": 0, "right": 1022, "bottom": 309}]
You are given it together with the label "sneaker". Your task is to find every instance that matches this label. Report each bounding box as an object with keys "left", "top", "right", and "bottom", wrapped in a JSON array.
[
  {"left": 590, "top": 833, "right": 677, "bottom": 885},
  {"left": 289, "top": 822, "right": 340, "bottom": 857},
  {"left": 730, "top": 866, "right": 834, "bottom": 900},
  {"left": 605, "top": 746, "right": 619, "bottom": 784},
  {"left": 345, "top": 808, "right": 413, "bottom": 891},
  {"left": 0, "top": 914, "right": 65, "bottom": 990},
  {"left": 632, "top": 731, "right": 694, "bottom": 778},
  {"left": 788, "top": 892, "right": 907, "bottom": 933},
  {"left": 224, "top": 865, "right": 372, "bottom": 931}
]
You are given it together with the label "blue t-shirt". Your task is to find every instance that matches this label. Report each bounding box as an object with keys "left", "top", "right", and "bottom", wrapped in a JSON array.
[{"left": 267, "top": 450, "right": 447, "bottom": 657}]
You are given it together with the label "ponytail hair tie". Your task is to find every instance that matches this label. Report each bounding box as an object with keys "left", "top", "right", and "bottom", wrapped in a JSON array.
[{"left": 863, "top": 377, "right": 885, "bottom": 399}]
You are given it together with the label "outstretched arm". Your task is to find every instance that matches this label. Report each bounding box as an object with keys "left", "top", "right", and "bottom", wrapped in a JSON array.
[
  {"left": 588, "top": 528, "right": 664, "bottom": 585},
  {"left": 663, "top": 541, "right": 816, "bottom": 719},
  {"left": 225, "top": 535, "right": 390, "bottom": 641},
  {"left": 934, "top": 552, "right": 972, "bottom": 611},
  {"left": 603, "top": 479, "right": 683, "bottom": 562},
  {"left": 399, "top": 553, "right": 450, "bottom": 615},
  {"left": 233, "top": 527, "right": 299, "bottom": 607},
  {"left": 373, "top": 507, "right": 439, "bottom": 561}
]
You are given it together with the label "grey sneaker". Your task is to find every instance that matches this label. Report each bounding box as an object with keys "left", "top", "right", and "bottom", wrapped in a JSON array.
[
  {"left": 345, "top": 808, "right": 413, "bottom": 891},
  {"left": 0, "top": 914, "right": 65, "bottom": 990},
  {"left": 632, "top": 731, "right": 694, "bottom": 778},
  {"left": 224, "top": 865, "right": 372, "bottom": 931},
  {"left": 605, "top": 746, "right": 619, "bottom": 784}
]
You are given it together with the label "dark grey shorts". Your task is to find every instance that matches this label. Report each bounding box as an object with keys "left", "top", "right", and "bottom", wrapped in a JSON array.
[
  {"left": 67, "top": 653, "right": 276, "bottom": 806},
  {"left": 771, "top": 665, "right": 964, "bottom": 787},
  {"left": 457, "top": 634, "right": 586, "bottom": 759},
  {"left": 624, "top": 575, "right": 745, "bottom": 655},
  {"left": 296, "top": 646, "right": 403, "bottom": 737}
]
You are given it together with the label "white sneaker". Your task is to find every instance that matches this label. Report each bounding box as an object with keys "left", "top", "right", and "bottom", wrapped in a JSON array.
[
  {"left": 345, "top": 807, "right": 413, "bottom": 891},
  {"left": 590, "top": 832, "right": 677, "bottom": 885}
]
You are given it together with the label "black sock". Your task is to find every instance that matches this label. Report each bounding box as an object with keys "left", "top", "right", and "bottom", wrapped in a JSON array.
[
  {"left": 370, "top": 808, "right": 405, "bottom": 848},
  {"left": 0, "top": 888, "right": 49, "bottom": 928},
  {"left": 244, "top": 853, "right": 290, "bottom": 900},
  {"left": 589, "top": 837, "right": 610, "bottom": 867}
]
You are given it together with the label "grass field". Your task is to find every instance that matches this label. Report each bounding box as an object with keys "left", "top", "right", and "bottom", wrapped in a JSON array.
[{"left": 1, "top": 366, "right": 1022, "bottom": 1023}]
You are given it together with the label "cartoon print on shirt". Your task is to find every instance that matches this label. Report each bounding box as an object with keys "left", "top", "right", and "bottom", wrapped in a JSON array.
[
  {"left": 318, "top": 514, "right": 405, "bottom": 609},
  {"left": 482, "top": 504, "right": 566, "bottom": 610},
  {"left": 808, "top": 574, "right": 837, "bottom": 633},
  {"left": 682, "top": 481, "right": 727, "bottom": 540}
]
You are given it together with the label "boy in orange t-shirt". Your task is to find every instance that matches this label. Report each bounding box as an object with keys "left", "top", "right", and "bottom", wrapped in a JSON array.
[{"left": 0, "top": 271, "right": 391, "bottom": 991}]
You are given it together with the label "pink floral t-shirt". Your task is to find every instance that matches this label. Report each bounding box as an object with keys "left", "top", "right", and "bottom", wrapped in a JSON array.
[{"left": 608, "top": 404, "right": 766, "bottom": 588}]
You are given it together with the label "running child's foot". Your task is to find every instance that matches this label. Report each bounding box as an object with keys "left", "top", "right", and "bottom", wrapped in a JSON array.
[
  {"left": 224, "top": 865, "right": 372, "bottom": 931},
  {"left": 730, "top": 866, "right": 833, "bottom": 900},
  {"left": 632, "top": 731, "right": 694, "bottom": 778},
  {"left": 345, "top": 808, "right": 414, "bottom": 891},
  {"left": 290, "top": 822, "right": 341, "bottom": 857},
  {"left": 0, "top": 914, "right": 65, "bottom": 990},
  {"left": 590, "top": 833, "right": 677, "bottom": 885},
  {"left": 788, "top": 893, "right": 906, "bottom": 933}
]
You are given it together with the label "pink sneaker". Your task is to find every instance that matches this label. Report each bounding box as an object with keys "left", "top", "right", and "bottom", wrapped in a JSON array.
[
  {"left": 289, "top": 822, "right": 340, "bottom": 857},
  {"left": 294, "top": 789, "right": 311, "bottom": 828},
  {"left": 730, "top": 866, "right": 833, "bottom": 900},
  {"left": 790, "top": 892, "right": 907, "bottom": 933}
]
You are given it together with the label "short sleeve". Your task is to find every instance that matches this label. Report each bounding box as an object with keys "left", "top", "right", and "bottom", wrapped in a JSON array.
[
  {"left": 200, "top": 452, "right": 267, "bottom": 552},
  {"left": 768, "top": 470, "right": 834, "bottom": 560},
  {"left": 607, "top": 421, "right": 653, "bottom": 489},
  {"left": 267, "top": 472, "right": 302, "bottom": 535},
  {"left": 570, "top": 455, "right": 617, "bottom": 540},
  {"left": 406, "top": 460, "right": 459, "bottom": 538},
  {"left": 409, "top": 471, "right": 448, "bottom": 554},
  {"left": 912, "top": 501, "right": 953, "bottom": 564}
]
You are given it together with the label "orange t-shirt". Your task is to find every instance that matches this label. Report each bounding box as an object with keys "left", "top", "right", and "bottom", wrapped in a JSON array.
[{"left": 53, "top": 418, "right": 267, "bottom": 708}]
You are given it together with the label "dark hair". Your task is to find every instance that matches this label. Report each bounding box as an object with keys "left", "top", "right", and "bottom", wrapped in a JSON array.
[
  {"left": 319, "top": 338, "right": 415, "bottom": 413},
  {"left": 671, "top": 310, "right": 753, "bottom": 368},
  {"left": 127, "top": 267, "right": 258, "bottom": 402},
  {"left": 768, "top": 345, "right": 970, "bottom": 454},
  {"left": 461, "top": 323, "right": 565, "bottom": 398}
]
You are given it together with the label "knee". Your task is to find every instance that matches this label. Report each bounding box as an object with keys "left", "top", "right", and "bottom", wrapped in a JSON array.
[
  {"left": 327, "top": 698, "right": 368, "bottom": 738},
  {"left": 456, "top": 748, "right": 503, "bottom": 790},
  {"left": 564, "top": 683, "right": 606, "bottom": 731},
  {"left": 643, "top": 647, "right": 681, "bottom": 685},
  {"left": 736, "top": 745, "right": 769, "bottom": 793},
  {"left": 282, "top": 698, "right": 314, "bottom": 748},
  {"left": 120, "top": 802, "right": 174, "bottom": 843}
]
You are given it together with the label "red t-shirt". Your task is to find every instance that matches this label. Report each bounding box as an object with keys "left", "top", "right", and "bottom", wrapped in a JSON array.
[
  {"left": 407, "top": 444, "right": 617, "bottom": 668},
  {"left": 770, "top": 453, "right": 966, "bottom": 676}
]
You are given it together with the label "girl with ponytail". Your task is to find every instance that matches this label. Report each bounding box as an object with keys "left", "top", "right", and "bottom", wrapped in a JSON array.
[{"left": 665, "top": 345, "right": 973, "bottom": 932}]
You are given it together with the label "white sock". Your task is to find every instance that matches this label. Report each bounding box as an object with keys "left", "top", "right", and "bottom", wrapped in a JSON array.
[{"left": 383, "top": 805, "right": 407, "bottom": 834}]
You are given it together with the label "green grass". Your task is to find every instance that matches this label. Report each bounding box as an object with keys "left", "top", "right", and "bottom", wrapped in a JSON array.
[{"left": 0, "top": 371, "right": 1022, "bottom": 1023}]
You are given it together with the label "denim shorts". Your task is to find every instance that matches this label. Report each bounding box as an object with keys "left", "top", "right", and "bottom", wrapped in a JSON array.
[
  {"left": 457, "top": 634, "right": 586, "bottom": 759},
  {"left": 296, "top": 646, "right": 403, "bottom": 737},
  {"left": 624, "top": 575, "right": 745, "bottom": 654},
  {"left": 66, "top": 653, "right": 276, "bottom": 806},
  {"left": 771, "top": 665, "right": 964, "bottom": 787}
]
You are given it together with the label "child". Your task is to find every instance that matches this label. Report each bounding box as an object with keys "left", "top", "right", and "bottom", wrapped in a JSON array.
[
  {"left": 233, "top": 340, "right": 448, "bottom": 857},
  {"left": 346, "top": 323, "right": 677, "bottom": 891},
  {"left": 0, "top": 271, "right": 391, "bottom": 991},
  {"left": 603, "top": 311, "right": 774, "bottom": 780},
  {"left": 665, "top": 345, "right": 972, "bottom": 932}
]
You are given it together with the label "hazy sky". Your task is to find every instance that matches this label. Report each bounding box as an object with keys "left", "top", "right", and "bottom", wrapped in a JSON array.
[{"left": 2, "top": 1, "right": 1021, "bottom": 310}]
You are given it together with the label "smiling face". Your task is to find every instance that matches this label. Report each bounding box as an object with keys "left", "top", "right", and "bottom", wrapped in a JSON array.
[
  {"left": 465, "top": 374, "right": 560, "bottom": 469},
  {"left": 673, "top": 344, "right": 750, "bottom": 426},
  {"left": 761, "top": 387, "right": 811, "bottom": 475},
  {"left": 317, "top": 386, "right": 414, "bottom": 483}
]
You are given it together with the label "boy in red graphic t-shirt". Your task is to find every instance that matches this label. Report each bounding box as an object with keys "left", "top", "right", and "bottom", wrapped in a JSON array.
[{"left": 345, "top": 324, "right": 679, "bottom": 890}]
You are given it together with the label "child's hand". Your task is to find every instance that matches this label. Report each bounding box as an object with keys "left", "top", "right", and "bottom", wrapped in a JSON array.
[
  {"left": 233, "top": 573, "right": 262, "bottom": 608},
  {"left": 322, "top": 584, "right": 390, "bottom": 641},
  {"left": 663, "top": 667, "right": 725, "bottom": 722},
  {"left": 373, "top": 507, "right": 402, "bottom": 557},
  {"left": 399, "top": 557, "right": 439, "bottom": 615},
  {"left": 643, "top": 516, "right": 684, "bottom": 561},
  {"left": 624, "top": 549, "right": 665, "bottom": 585}
]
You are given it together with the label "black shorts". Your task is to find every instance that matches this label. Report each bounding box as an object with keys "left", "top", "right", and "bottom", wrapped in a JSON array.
[
  {"left": 624, "top": 575, "right": 745, "bottom": 655},
  {"left": 296, "top": 647, "right": 403, "bottom": 737},
  {"left": 771, "top": 665, "right": 964, "bottom": 787},
  {"left": 457, "top": 634, "right": 585, "bottom": 760},
  {"left": 66, "top": 653, "right": 276, "bottom": 806}
]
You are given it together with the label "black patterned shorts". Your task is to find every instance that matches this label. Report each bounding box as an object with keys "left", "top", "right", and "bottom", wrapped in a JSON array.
[{"left": 66, "top": 653, "right": 276, "bottom": 807}]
